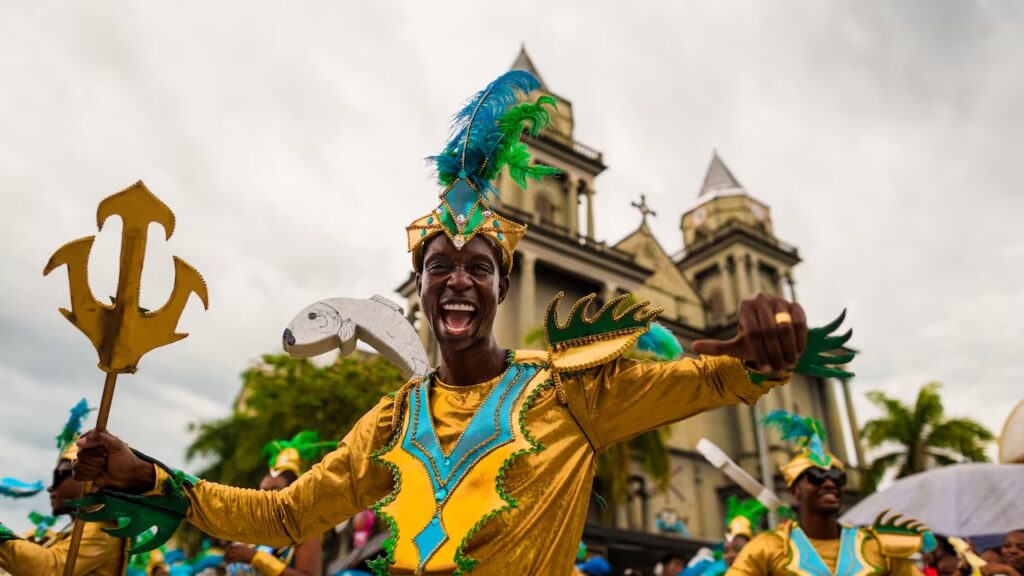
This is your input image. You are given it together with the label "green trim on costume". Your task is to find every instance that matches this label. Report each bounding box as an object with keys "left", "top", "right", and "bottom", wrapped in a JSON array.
[
  {"left": 748, "top": 309, "right": 855, "bottom": 384},
  {"left": 452, "top": 378, "right": 554, "bottom": 575},
  {"left": 544, "top": 292, "right": 660, "bottom": 350},
  {"left": 69, "top": 469, "right": 193, "bottom": 554},
  {"left": 367, "top": 384, "right": 412, "bottom": 576}
]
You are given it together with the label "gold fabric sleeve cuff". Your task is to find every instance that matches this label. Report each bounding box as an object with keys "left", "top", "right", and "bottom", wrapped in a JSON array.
[
  {"left": 251, "top": 549, "right": 288, "bottom": 576},
  {"left": 142, "top": 464, "right": 171, "bottom": 497}
]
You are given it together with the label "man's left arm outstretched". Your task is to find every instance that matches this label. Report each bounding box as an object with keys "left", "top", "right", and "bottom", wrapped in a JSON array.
[{"left": 562, "top": 293, "right": 808, "bottom": 450}]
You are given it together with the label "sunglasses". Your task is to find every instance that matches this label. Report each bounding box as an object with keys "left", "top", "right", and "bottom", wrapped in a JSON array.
[
  {"left": 51, "top": 468, "right": 73, "bottom": 489},
  {"left": 804, "top": 467, "right": 847, "bottom": 487}
]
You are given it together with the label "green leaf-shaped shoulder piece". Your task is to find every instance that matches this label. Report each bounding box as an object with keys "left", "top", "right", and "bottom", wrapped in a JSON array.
[
  {"left": 544, "top": 292, "right": 661, "bottom": 351},
  {"left": 872, "top": 509, "right": 936, "bottom": 556}
]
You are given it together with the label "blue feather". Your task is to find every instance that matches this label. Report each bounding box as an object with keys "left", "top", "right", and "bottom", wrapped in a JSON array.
[
  {"left": 56, "top": 398, "right": 91, "bottom": 451},
  {"left": 762, "top": 410, "right": 830, "bottom": 464},
  {"left": 634, "top": 323, "right": 683, "bottom": 361},
  {"left": 0, "top": 477, "right": 44, "bottom": 498},
  {"left": 430, "top": 71, "right": 541, "bottom": 197}
]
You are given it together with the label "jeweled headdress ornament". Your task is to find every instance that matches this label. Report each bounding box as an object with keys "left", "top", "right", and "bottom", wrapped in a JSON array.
[
  {"left": 406, "top": 71, "right": 560, "bottom": 274},
  {"left": 262, "top": 430, "right": 336, "bottom": 478},
  {"left": 56, "top": 398, "right": 92, "bottom": 463},
  {"left": 762, "top": 410, "right": 844, "bottom": 487}
]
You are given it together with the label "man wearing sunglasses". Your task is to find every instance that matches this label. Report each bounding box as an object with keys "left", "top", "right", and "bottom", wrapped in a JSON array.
[
  {"left": 0, "top": 403, "right": 129, "bottom": 575},
  {"left": 728, "top": 411, "right": 929, "bottom": 576}
]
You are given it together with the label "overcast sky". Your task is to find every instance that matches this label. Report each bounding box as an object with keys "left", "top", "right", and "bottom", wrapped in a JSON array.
[{"left": 1, "top": 1, "right": 1021, "bottom": 531}]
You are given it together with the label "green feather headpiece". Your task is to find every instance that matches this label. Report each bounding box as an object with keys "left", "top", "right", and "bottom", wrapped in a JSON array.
[
  {"left": 262, "top": 430, "right": 336, "bottom": 477},
  {"left": 724, "top": 495, "right": 767, "bottom": 541}
]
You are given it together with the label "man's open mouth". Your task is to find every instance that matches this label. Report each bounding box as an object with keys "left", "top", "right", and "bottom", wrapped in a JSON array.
[{"left": 441, "top": 302, "right": 477, "bottom": 335}]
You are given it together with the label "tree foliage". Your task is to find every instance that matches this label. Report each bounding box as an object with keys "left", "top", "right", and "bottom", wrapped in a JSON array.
[
  {"left": 861, "top": 382, "right": 993, "bottom": 491},
  {"left": 186, "top": 353, "right": 405, "bottom": 487}
]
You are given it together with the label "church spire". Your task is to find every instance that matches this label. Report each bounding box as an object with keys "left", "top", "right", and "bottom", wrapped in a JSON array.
[
  {"left": 699, "top": 151, "right": 744, "bottom": 196},
  {"left": 510, "top": 43, "right": 548, "bottom": 90}
]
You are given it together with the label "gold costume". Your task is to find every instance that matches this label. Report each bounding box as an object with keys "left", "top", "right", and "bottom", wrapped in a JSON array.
[
  {"left": 727, "top": 520, "right": 921, "bottom": 576},
  {"left": 151, "top": 352, "right": 779, "bottom": 575},
  {"left": 0, "top": 521, "right": 127, "bottom": 576}
]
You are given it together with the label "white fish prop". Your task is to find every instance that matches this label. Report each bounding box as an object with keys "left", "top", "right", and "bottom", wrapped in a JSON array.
[{"left": 283, "top": 295, "right": 430, "bottom": 380}]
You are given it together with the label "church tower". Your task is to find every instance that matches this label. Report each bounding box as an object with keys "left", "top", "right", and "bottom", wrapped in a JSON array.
[
  {"left": 676, "top": 153, "right": 800, "bottom": 326},
  {"left": 494, "top": 45, "right": 606, "bottom": 240}
]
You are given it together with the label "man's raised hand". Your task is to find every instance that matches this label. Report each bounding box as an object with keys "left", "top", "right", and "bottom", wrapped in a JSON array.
[
  {"left": 691, "top": 293, "right": 807, "bottom": 378},
  {"left": 73, "top": 430, "right": 156, "bottom": 494}
]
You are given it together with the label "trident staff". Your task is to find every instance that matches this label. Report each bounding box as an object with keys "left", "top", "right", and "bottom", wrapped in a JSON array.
[{"left": 43, "top": 181, "right": 208, "bottom": 576}]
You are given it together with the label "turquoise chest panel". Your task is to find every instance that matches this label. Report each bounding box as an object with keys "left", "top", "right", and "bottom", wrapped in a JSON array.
[
  {"left": 400, "top": 363, "right": 540, "bottom": 567},
  {"left": 789, "top": 526, "right": 868, "bottom": 576}
]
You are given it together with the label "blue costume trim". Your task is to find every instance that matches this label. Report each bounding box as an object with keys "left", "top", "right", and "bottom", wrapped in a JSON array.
[
  {"left": 401, "top": 362, "right": 539, "bottom": 569},
  {"left": 790, "top": 526, "right": 864, "bottom": 576}
]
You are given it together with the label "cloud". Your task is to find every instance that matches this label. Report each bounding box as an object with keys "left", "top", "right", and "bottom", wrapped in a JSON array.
[{"left": 0, "top": 1, "right": 1019, "bottom": 531}]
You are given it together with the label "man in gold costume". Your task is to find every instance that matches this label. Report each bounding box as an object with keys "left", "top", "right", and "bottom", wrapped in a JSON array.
[
  {"left": 71, "top": 71, "right": 852, "bottom": 575},
  {"left": 727, "top": 411, "right": 933, "bottom": 576},
  {"left": 0, "top": 400, "right": 128, "bottom": 575}
]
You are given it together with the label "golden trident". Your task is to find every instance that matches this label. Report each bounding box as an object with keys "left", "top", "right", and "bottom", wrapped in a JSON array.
[{"left": 43, "top": 181, "right": 208, "bottom": 575}]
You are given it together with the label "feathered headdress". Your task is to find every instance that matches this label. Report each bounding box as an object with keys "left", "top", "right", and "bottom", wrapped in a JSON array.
[
  {"left": 762, "top": 410, "right": 844, "bottom": 486},
  {"left": 724, "top": 495, "right": 767, "bottom": 542},
  {"left": 56, "top": 398, "right": 92, "bottom": 463},
  {"left": 406, "top": 70, "right": 561, "bottom": 274},
  {"left": 262, "top": 430, "right": 336, "bottom": 478}
]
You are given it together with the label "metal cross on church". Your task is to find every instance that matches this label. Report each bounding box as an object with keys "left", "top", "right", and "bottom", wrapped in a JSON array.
[{"left": 631, "top": 194, "right": 657, "bottom": 224}]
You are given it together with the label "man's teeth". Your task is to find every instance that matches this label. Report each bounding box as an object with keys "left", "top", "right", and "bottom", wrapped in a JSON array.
[{"left": 442, "top": 303, "right": 476, "bottom": 312}]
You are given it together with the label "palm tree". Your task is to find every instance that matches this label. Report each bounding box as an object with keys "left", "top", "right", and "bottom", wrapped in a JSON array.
[{"left": 861, "top": 382, "right": 993, "bottom": 491}]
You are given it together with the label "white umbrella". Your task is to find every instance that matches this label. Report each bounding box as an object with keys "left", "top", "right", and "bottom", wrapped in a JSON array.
[{"left": 840, "top": 463, "right": 1024, "bottom": 536}]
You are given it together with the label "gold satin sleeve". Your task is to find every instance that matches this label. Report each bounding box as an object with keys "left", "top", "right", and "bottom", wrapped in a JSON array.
[
  {"left": 163, "top": 393, "right": 400, "bottom": 547},
  {"left": 566, "top": 354, "right": 781, "bottom": 450},
  {"left": 0, "top": 521, "right": 126, "bottom": 576},
  {"left": 726, "top": 531, "right": 788, "bottom": 576}
]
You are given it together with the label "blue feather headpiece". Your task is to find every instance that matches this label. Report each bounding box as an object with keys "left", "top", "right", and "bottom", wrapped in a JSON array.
[
  {"left": 762, "top": 410, "right": 844, "bottom": 486},
  {"left": 407, "top": 71, "right": 561, "bottom": 273},
  {"left": 56, "top": 398, "right": 92, "bottom": 462}
]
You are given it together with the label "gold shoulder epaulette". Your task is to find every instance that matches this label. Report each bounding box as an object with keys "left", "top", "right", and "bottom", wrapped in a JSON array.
[
  {"left": 870, "top": 509, "right": 937, "bottom": 559},
  {"left": 543, "top": 292, "right": 661, "bottom": 373}
]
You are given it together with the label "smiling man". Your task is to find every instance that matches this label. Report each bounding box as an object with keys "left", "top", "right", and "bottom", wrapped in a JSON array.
[
  {"left": 728, "top": 411, "right": 931, "bottom": 576},
  {"left": 69, "top": 71, "right": 855, "bottom": 576}
]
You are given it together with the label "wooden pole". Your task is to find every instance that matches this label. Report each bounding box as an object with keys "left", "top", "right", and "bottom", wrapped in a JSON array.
[{"left": 62, "top": 372, "right": 118, "bottom": 576}]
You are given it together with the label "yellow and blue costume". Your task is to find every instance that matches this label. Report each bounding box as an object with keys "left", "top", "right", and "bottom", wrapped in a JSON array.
[
  {"left": 0, "top": 399, "right": 129, "bottom": 576},
  {"left": 728, "top": 411, "right": 932, "bottom": 576},
  {"left": 77, "top": 71, "right": 853, "bottom": 575}
]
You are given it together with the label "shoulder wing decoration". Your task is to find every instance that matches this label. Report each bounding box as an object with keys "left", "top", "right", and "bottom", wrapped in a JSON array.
[
  {"left": 870, "top": 509, "right": 937, "bottom": 559},
  {"left": 544, "top": 292, "right": 663, "bottom": 372}
]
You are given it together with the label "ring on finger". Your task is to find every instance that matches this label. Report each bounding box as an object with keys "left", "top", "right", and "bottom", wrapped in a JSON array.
[{"left": 774, "top": 311, "right": 792, "bottom": 325}]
